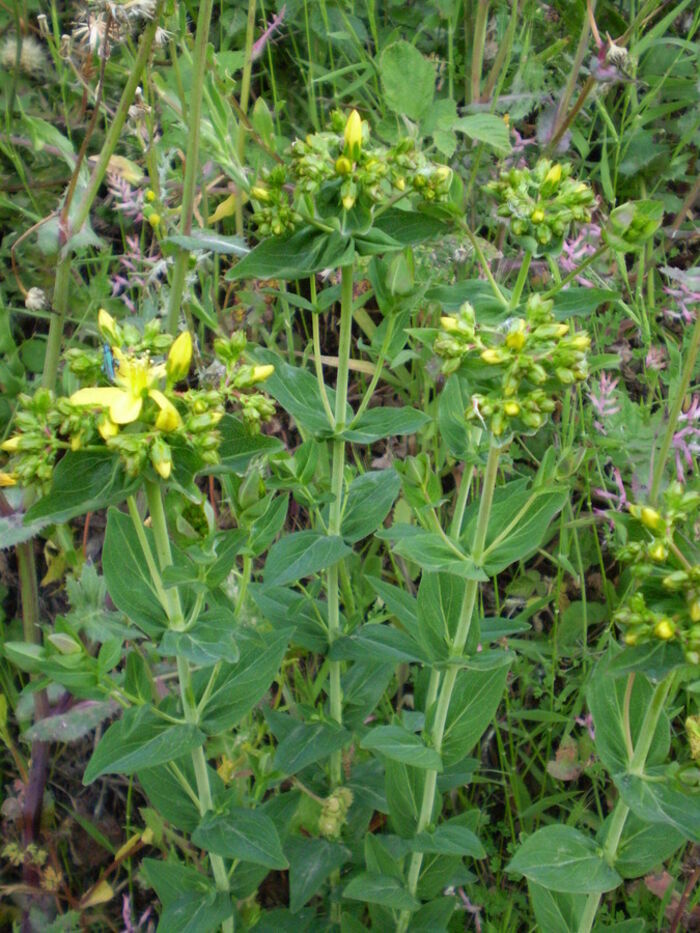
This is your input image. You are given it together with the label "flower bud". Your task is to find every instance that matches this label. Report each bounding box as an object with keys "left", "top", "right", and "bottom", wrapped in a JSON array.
[
  {"left": 250, "top": 185, "right": 270, "bottom": 202},
  {"left": 344, "top": 109, "right": 363, "bottom": 160},
  {"left": 690, "top": 600, "right": 700, "bottom": 623},
  {"left": 503, "top": 401, "right": 520, "bottom": 417},
  {"left": 653, "top": 618, "right": 675, "bottom": 640},
  {"left": 505, "top": 320, "right": 527, "bottom": 350},
  {"left": 686, "top": 716, "right": 700, "bottom": 761},
  {"left": 335, "top": 156, "right": 352, "bottom": 176},
  {"left": 648, "top": 542, "right": 667, "bottom": 562},
  {"left": 440, "top": 316, "right": 459, "bottom": 333},
  {"left": 481, "top": 348, "right": 506, "bottom": 365},
  {"left": 544, "top": 163, "right": 562, "bottom": 186},
  {"left": 1, "top": 435, "right": 21, "bottom": 453},
  {"left": 0, "top": 471, "right": 17, "bottom": 487},
  {"left": 251, "top": 364, "right": 274, "bottom": 383},
  {"left": 148, "top": 213, "right": 161, "bottom": 228},
  {"left": 166, "top": 331, "right": 192, "bottom": 384},
  {"left": 98, "top": 308, "right": 120, "bottom": 344},
  {"left": 151, "top": 438, "right": 172, "bottom": 480},
  {"left": 342, "top": 193, "right": 355, "bottom": 211},
  {"left": 531, "top": 208, "right": 545, "bottom": 224}
]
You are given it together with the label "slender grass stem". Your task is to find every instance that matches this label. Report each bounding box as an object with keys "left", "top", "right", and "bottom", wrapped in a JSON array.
[
  {"left": 398, "top": 441, "right": 502, "bottom": 930},
  {"left": 508, "top": 251, "right": 532, "bottom": 311},
  {"left": 166, "top": 0, "right": 215, "bottom": 335},
  {"left": 234, "top": 0, "right": 257, "bottom": 237},
  {"left": 326, "top": 264, "right": 354, "bottom": 786}
]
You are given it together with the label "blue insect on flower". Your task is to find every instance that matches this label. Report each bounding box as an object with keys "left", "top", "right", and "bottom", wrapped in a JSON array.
[{"left": 102, "top": 343, "right": 118, "bottom": 382}]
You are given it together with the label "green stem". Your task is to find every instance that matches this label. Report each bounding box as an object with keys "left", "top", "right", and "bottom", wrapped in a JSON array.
[
  {"left": 326, "top": 264, "right": 354, "bottom": 786},
  {"left": 577, "top": 676, "right": 673, "bottom": 933},
  {"left": 458, "top": 220, "right": 508, "bottom": 307},
  {"left": 398, "top": 442, "right": 502, "bottom": 929},
  {"left": 508, "top": 251, "right": 532, "bottom": 311},
  {"left": 166, "top": 0, "right": 215, "bottom": 335},
  {"left": 142, "top": 481, "right": 232, "bottom": 924},
  {"left": 548, "top": 0, "right": 594, "bottom": 151},
  {"left": 649, "top": 309, "right": 700, "bottom": 504}
]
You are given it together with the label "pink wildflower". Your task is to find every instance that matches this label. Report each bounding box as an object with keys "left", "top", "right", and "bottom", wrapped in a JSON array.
[
  {"left": 673, "top": 395, "right": 700, "bottom": 483},
  {"left": 587, "top": 372, "right": 620, "bottom": 433}
]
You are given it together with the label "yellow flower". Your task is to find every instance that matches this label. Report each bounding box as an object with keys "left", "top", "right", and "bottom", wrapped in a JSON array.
[
  {"left": 0, "top": 471, "right": 17, "bottom": 487},
  {"left": 166, "top": 331, "right": 193, "bottom": 384},
  {"left": 654, "top": 618, "right": 675, "bottom": 640},
  {"left": 344, "top": 109, "right": 363, "bottom": 159},
  {"left": 70, "top": 349, "right": 178, "bottom": 429}
]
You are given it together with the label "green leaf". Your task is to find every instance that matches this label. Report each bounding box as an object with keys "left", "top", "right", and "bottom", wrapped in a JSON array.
[
  {"left": 475, "top": 485, "right": 568, "bottom": 575},
  {"left": 412, "top": 824, "right": 485, "bottom": 858},
  {"left": 587, "top": 654, "right": 670, "bottom": 776},
  {"left": 610, "top": 810, "right": 686, "bottom": 879},
  {"left": 25, "top": 450, "right": 138, "bottom": 525},
  {"left": 528, "top": 882, "right": 587, "bottom": 933},
  {"left": 252, "top": 353, "right": 347, "bottom": 437},
  {"left": 102, "top": 508, "right": 166, "bottom": 637},
  {"left": 439, "top": 665, "right": 510, "bottom": 766},
  {"left": 212, "top": 415, "right": 284, "bottom": 474},
  {"left": 164, "top": 230, "right": 248, "bottom": 255},
  {"left": 452, "top": 114, "right": 512, "bottom": 154},
  {"left": 192, "top": 806, "right": 288, "bottom": 869},
  {"left": 329, "top": 624, "right": 424, "bottom": 664},
  {"left": 159, "top": 611, "right": 240, "bottom": 666},
  {"left": 139, "top": 757, "right": 225, "bottom": 833},
  {"left": 615, "top": 769, "right": 700, "bottom": 842},
  {"left": 83, "top": 706, "right": 204, "bottom": 783},
  {"left": 343, "top": 407, "right": 430, "bottom": 443},
  {"left": 196, "top": 626, "right": 292, "bottom": 734},
  {"left": 409, "top": 897, "right": 458, "bottom": 931},
  {"left": 24, "top": 701, "right": 115, "bottom": 743},
  {"left": 379, "top": 41, "right": 435, "bottom": 120},
  {"left": 263, "top": 531, "right": 351, "bottom": 588},
  {"left": 286, "top": 837, "right": 351, "bottom": 913},
  {"left": 343, "top": 872, "right": 420, "bottom": 910},
  {"left": 507, "top": 826, "right": 622, "bottom": 894},
  {"left": 417, "top": 572, "right": 468, "bottom": 661},
  {"left": 606, "top": 640, "right": 687, "bottom": 682},
  {"left": 0, "top": 512, "right": 51, "bottom": 549},
  {"left": 552, "top": 288, "right": 618, "bottom": 320},
  {"left": 141, "top": 858, "right": 212, "bottom": 911},
  {"left": 249, "top": 585, "right": 328, "bottom": 652},
  {"left": 274, "top": 720, "right": 350, "bottom": 775},
  {"left": 437, "top": 375, "right": 473, "bottom": 460},
  {"left": 373, "top": 210, "right": 447, "bottom": 246},
  {"left": 226, "top": 227, "right": 354, "bottom": 281},
  {"left": 365, "top": 576, "right": 418, "bottom": 637},
  {"left": 158, "top": 890, "right": 233, "bottom": 933},
  {"left": 341, "top": 470, "right": 401, "bottom": 542},
  {"left": 385, "top": 759, "right": 425, "bottom": 838},
  {"left": 377, "top": 526, "right": 487, "bottom": 581},
  {"left": 360, "top": 725, "right": 443, "bottom": 770}
]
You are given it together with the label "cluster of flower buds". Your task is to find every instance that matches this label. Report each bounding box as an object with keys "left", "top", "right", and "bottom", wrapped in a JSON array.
[
  {"left": 318, "top": 786, "right": 354, "bottom": 839},
  {"left": 249, "top": 165, "right": 302, "bottom": 237},
  {"left": 434, "top": 294, "right": 590, "bottom": 439},
  {"left": 486, "top": 159, "right": 595, "bottom": 254},
  {"left": 1, "top": 311, "right": 275, "bottom": 488},
  {"left": 249, "top": 109, "right": 452, "bottom": 235},
  {"left": 613, "top": 486, "right": 700, "bottom": 663}
]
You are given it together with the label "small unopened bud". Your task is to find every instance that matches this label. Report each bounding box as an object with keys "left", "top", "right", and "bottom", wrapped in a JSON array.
[
  {"left": 641, "top": 506, "right": 663, "bottom": 531},
  {"left": 344, "top": 109, "right": 363, "bottom": 159},
  {"left": 98, "top": 308, "right": 120, "bottom": 344},
  {"left": 251, "top": 185, "right": 270, "bottom": 202},
  {"left": 342, "top": 193, "right": 355, "bottom": 211},
  {"left": 166, "top": 331, "right": 192, "bottom": 383},
  {"left": 648, "top": 542, "right": 667, "bottom": 562},
  {"left": 654, "top": 618, "right": 674, "bottom": 640},
  {"left": 531, "top": 208, "right": 545, "bottom": 224},
  {"left": 148, "top": 213, "right": 161, "bottom": 228},
  {"left": 251, "top": 364, "right": 274, "bottom": 384},
  {"left": 151, "top": 438, "right": 172, "bottom": 480},
  {"left": 503, "top": 401, "right": 520, "bottom": 417},
  {"left": 544, "top": 164, "right": 562, "bottom": 186},
  {"left": 440, "top": 316, "right": 460, "bottom": 333},
  {"left": 481, "top": 348, "right": 505, "bottom": 365},
  {"left": 335, "top": 156, "right": 352, "bottom": 176}
]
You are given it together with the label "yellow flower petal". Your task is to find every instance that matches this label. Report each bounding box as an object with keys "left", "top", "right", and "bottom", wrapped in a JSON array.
[
  {"left": 0, "top": 471, "right": 17, "bottom": 487},
  {"left": 110, "top": 391, "right": 143, "bottom": 424},
  {"left": 70, "top": 387, "right": 126, "bottom": 408},
  {"left": 1, "top": 435, "right": 21, "bottom": 452},
  {"left": 149, "top": 389, "right": 182, "bottom": 432}
]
